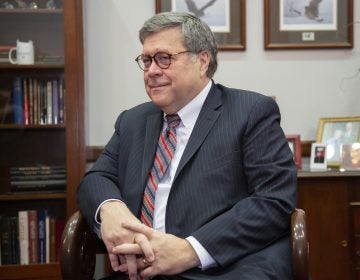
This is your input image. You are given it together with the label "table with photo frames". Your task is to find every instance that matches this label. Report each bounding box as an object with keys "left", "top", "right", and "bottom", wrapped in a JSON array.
[{"left": 297, "top": 164, "right": 360, "bottom": 280}]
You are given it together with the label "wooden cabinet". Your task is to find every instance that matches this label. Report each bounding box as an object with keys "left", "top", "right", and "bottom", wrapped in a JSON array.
[
  {"left": 0, "top": 0, "right": 85, "bottom": 279},
  {"left": 298, "top": 170, "right": 360, "bottom": 280},
  {"left": 351, "top": 204, "right": 360, "bottom": 279}
]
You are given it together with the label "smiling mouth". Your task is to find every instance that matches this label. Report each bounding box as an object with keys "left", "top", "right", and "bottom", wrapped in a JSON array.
[{"left": 149, "top": 83, "right": 168, "bottom": 89}]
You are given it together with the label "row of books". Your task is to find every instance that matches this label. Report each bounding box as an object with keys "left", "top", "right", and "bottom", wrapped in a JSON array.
[
  {"left": 0, "top": 209, "right": 66, "bottom": 265},
  {"left": 1, "top": 76, "right": 65, "bottom": 125},
  {"left": 10, "top": 165, "right": 66, "bottom": 193}
]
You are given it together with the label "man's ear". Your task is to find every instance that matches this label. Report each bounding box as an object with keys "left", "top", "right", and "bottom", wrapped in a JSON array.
[{"left": 198, "top": 50, "right": 210, "bottom": 76}]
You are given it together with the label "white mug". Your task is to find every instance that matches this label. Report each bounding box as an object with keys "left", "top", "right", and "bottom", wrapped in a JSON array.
[{"left": 8, "top": 40, "right": 35, "bottom": 65}]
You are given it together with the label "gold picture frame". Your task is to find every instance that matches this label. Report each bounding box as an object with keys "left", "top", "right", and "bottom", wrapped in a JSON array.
[
  {"left": 316, "top": 116, "right": 360, "bottom": 167},
  {"left": 155, "top": 0, "right": 246, "bottom": 51}
]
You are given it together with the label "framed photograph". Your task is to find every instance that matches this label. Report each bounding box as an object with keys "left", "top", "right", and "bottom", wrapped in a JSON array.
[
  {"left": 340, "top": 143, "right": 360, "bottom": 171},
  {"left": 310, "top": 143, "right": 327, "bottom": 171},
  {"left": 316, "top": 116, "right": 360, "bottom": 167},
  {"left": 155, "top": 0, "right": 246, "bottom": 50},
  {"left": 286, "top": 134, "right": 302, "bottom": 169},
  {"left": 264, "top": 0, "right": 353, "bottom": 49}
]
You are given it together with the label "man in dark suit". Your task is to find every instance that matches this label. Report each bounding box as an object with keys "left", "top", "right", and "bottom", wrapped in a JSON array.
[{"left": 77, "top": 12, "right": 297, "bottom": 280}]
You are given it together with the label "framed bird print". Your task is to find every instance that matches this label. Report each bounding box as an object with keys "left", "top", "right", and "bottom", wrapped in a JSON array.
[
  {"left": 264, "top": 0, "right": 353, "bottom": 49},
  {"left": 155, "top": 0, "right": 246, "bottom": 51}
]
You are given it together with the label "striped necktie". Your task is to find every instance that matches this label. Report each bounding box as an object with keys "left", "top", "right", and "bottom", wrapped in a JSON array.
[{"left": 140, "top": 114, "right": 181, "bottom": 227}]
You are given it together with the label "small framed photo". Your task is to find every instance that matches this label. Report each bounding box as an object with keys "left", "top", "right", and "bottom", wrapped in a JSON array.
[
  {"left": 286, "top": 134, "right": 302, "bottom": 169},
  {"left": 316, "top": 116, "right": 360, "bottom": 167},
  {"left": 340, "top": 143, "right": 360, "bottom": 171},
  {"left": 310, "top": 143, "right": 327, "bottom": 171},
  {"left": 155, "top": 0, "right": 246, "bottom": 50},
  {"left": 264, "top": 0, "right": 353, "bottom": 49}
]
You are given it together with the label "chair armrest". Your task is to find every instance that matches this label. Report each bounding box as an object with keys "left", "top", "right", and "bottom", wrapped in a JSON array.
[
  {"left": 60, "top": 210, "right": 97, "bottom": 280},
  {"left": 291, "top": 208, "right": 309, "bottom": 280}
]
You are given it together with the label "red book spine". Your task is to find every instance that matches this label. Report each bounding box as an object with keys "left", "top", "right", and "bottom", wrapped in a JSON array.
[{"left": 28, "top": 210, "right": 38, "bottom": 263}]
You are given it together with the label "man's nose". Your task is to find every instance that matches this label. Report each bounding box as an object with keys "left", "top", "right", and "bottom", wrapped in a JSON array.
[{"left": 147, "top": 60, "right": 163, "bottom": 74}]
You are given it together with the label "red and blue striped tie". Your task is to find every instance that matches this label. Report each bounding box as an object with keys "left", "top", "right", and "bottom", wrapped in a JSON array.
[{"left": 140, "top": 114, "right": 181, "bottom": 227}]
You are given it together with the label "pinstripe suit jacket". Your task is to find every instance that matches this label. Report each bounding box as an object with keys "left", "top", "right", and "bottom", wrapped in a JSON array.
[{"left": 77, "top": 82, "right": 297, "bottom": 278}]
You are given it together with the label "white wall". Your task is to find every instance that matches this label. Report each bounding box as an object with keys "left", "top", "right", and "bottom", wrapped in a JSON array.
[{"left": 84, "top": 0, "right": 360, "bottom": 146}]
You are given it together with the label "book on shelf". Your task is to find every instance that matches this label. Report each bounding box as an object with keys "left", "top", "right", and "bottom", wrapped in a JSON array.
[
  {"left": 28, "top": 210, "right": 38, "bottom": 264},
  {"left": 0, "top": 210, "right": 63, "bottom": 265},
  {"left": 0, "top": 216, "right": 19, "bottom": 265},
  {"left": 37, "top": 209, "right": 46, "bottom": 264},
  {"left": 33, "top": 79, "right": 39, "bottom": 125},
  {"left": 9, "top": 165, "right": 66, "bottom": 192},
  {"left": 0, "top": 216, "right": 12, "bottom": 265},
  {"left": 23, "top": 78, "right": 30, "bottom": 125},
  {"left": 10, "top": 165, "right": 66, "bottom": 172},
  {"left": 10, "top": 180, "right": 66, "bottom": 193},
  {"left": 11, "top": 174, "right": 66, "bottom": 181},
  {"left": 39, "top": 83, "right": 47, "bottom": 124},
  {"left": 59, "top": 77, "right": 64, "bottom": 124},
  {"left": 6, "top": 77, "right": 66, "bottom": 125},
  {"left": 49, "top": 217, "right": 56, "bottom": 262},
  {"left": 10, "top": 216, "right": 19, "bottom": 264},
  {"left": 46, "top": 81, "right": 52, "bottom": 125},
  {"left": 12, "top": 77, "right": 24, "bottom": 125},
  {"left": 52, "top": 79, "right": 59, "bottom": 124},
  {"left": 18, "top": 211, "right": 29, "bottom": 265}
]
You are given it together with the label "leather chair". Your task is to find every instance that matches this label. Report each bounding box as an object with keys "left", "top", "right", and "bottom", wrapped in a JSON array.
[{"left": 60, "top": 208, "right": 309, "bottom": 280}]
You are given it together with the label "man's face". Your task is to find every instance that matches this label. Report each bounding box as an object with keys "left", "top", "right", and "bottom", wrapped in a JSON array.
[{"left": 142, "top": 27, "right": 209, "bottom": 114}]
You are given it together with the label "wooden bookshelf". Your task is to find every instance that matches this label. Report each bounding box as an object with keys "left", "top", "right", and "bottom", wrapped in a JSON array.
[{"left": 0, "top": 0, "right": 85, "bottom": 278}]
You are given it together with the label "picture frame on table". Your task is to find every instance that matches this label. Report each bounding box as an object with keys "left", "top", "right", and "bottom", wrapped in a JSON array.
[
  {"left": 286, "top": 134, "right": 302, "bottom": 169},
  {"left": 310, "top": 143, "right": 327, "bottom": 171},
  {"left": 264, "top": 0, "right": 353, "bottom": 49},
  {"left": 316, "top": 116, "right": 360, "bottom": 167},
  {"left": 155, "top": 0, "right": 246, "bottom": 50},
  {"left": 339, "top": 143, "right": 360, "bottom": 171}
]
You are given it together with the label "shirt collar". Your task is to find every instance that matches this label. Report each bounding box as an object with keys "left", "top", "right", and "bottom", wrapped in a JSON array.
[{"left": 164, "top": 80, "right": 212, "bottom": 130}]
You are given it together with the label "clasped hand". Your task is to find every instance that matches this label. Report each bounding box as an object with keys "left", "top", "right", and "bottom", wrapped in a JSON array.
[{"left": 100, "top": 202, "right": 200, "bottom": 280}]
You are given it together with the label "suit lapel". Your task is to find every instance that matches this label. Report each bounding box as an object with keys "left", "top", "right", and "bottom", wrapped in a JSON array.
[{"left": 174, "top": 84, "right": 222, "bottom": 180}]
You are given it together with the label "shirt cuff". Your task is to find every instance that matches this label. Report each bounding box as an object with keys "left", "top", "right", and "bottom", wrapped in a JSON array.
[
  {"left": 94, "top": 198, "right": 124, "bottom": 224},
  {"left": 94, "top": 199, "right": 124, "bottom": 239},
  {"left": 186, "top": 236, "right": 217, "bottom": 270}
]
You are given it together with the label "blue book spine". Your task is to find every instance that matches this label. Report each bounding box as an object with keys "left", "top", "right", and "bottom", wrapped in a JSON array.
[
  {"left": 37, "top": 209, "right": 47, "bottom": 263},
  {"left": 12, "top": 77, "right": 24, "bottom": 124}
]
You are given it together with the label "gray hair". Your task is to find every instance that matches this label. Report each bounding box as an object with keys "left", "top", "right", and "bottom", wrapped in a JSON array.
[{"left": 139, "top": 12, "right": 218, "bottom": 78}]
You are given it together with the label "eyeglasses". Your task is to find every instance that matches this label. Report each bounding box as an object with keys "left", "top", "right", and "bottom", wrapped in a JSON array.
[{"left": 135, "top": 50, "right": 190, "bottom": 71}]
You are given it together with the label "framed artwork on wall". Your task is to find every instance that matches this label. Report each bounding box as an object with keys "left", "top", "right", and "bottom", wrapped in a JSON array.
[
  {"left": 264, "top": 0, "right": 354, "bottom": 49},
  {"left": 286, "top": 134, "right": 302, "bottom": 169},
  {"left": 155, "top": 0, "right": 246, "bottom": 50},
  {"left": 316, "top": 116, "right": 360, "bottom": 167}
]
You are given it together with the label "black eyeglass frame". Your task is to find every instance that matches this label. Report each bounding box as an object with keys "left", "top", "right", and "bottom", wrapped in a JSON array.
[{"left": 135, "top": 50, "right": 191, "bottom": 71}]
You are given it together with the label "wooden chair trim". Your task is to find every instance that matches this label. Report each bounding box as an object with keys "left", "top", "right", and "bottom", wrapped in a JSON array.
[
  {"left": 292, "top": 208, "right": 309, "bottom": 280},
  {"left": 60, "top": 210, "right": 97, "bottom": 280}
]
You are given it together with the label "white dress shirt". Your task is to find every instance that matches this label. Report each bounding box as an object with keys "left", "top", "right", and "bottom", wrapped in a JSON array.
[{"left": 153, "top": 80, "right": 216, "bottom": 269}]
